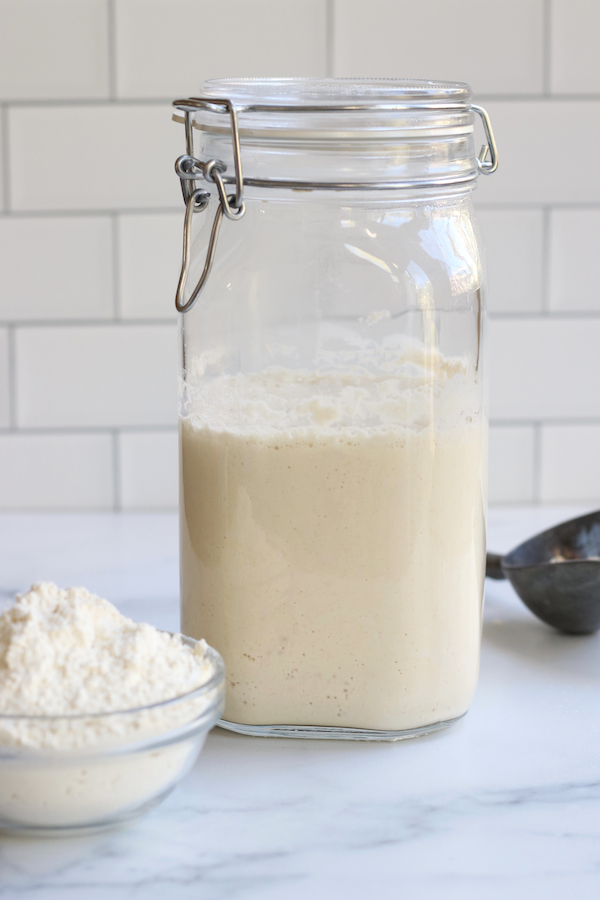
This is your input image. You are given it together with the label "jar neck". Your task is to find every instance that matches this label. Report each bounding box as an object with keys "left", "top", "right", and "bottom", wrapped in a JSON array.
[
  {"left": 199, "top": 175, "right": 478, "bottom": 207},
  {"left": 195, "top": 120, "right": 479, "bottom": 191}
]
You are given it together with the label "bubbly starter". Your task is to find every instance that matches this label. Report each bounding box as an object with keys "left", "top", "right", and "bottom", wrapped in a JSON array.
[{"left": 180, "top": 351, "right": 485, "bottom": 733}]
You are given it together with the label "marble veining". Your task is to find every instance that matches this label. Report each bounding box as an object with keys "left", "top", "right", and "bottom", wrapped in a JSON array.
[{"left": 0, "top": 508, "right": 599, "bottom": 899}]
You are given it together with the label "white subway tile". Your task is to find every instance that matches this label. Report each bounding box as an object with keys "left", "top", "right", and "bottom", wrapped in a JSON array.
[
  {"left": 488, "top": 318, "right": 600, "bottom": 420},
  {"left": 0, "top": 0, "right": 109, "bottom": 100},
  {"left": 115, "top": 0, "right": 327, "bottom": 99},
  {"left": 0, "top": 329, "right": 10, "bottom": 428},
  {"left": 551, "top": 0, "right": 600, "bottom": 94},
  {"left": 488, "top": 424, "right": 535, "bottom": 504},
  {"left": 118, "top": 213, "right": 180, "bottom": 319},
  {"left": 9, "top": 106, "right": 181, "bottom": 212},
  {"left": 0, "top": 433, "right": 113, "bottom": 510},
  {"left": 119, "top": 430, "right": 177, "bottom": 509},
  {"left": 474, "top": 102, "right": 600, "bottom": 205},
  {"left": 477, "top": 208, "right": 544, "bottom": 313},
  {"left": 0, "top": 217, "right": 113, "bottom": 321},
  {"left": 16, "top": 324, "right": 177, "bottom": 428},
  {"left": 540, "top": 424, "right": 600, "bottom": 503},
  {"left": 333, "top": 0, "right": 543, "bottom": 94},
  {"left": 548, "top": 209, "right": 600, "bottom": 313}
]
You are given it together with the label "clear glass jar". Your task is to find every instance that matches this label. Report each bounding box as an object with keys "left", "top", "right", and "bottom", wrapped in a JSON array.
[{"left": 174, "top": 79, "right": 497, "bottom": 741}]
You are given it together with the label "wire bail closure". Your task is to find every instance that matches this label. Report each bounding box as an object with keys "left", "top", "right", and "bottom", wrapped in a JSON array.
[
  {"left": 173, "top": 95, "right": 498, "bottom": 313},
  {"left": 174, "top": 98, "right": 246, "bottom": 313},
  {"left": 471, "top": 105, "right": 498, "bottom": 175}
]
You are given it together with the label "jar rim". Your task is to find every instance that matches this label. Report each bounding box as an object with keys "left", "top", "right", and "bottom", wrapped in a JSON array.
[
  {"left": 186, "top": 77, "right": 477, "bottom": 144},
  {"left": 199, "top": 77, "right": 473, "bottom": 110}
]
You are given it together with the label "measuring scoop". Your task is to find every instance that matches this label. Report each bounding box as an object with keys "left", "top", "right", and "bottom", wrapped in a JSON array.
[{"left": 486, "top": 509, "right": 600, "bottom": 635}]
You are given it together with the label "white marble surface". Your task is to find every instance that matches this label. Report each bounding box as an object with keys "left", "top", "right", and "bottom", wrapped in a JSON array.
[{"left": 0, "top": 507, "right": 599, "bottom": 899}]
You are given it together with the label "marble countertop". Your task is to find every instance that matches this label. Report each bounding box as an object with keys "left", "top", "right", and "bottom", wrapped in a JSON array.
[{"left": 0, "top": 507, "right": 599, "bottom": 900}]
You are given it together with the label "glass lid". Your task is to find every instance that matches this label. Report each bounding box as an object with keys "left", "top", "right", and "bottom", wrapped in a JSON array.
[{"left": 171, "top": 78, "right": 496, "bottom": 199}]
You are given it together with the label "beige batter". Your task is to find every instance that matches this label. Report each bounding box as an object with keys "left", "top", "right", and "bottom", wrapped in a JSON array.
[{"left": 180, "top": 351, "right": 485, "bottom": 732}]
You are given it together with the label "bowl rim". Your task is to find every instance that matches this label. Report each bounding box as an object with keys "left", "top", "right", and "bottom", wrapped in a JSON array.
[{"left": 0, "top": 635, "right": 225, "bottom": 723}]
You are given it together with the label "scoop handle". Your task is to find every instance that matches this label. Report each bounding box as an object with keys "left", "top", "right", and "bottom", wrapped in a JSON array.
[{"left": 486, "top": 553, "right": 506, "bottom": 580}]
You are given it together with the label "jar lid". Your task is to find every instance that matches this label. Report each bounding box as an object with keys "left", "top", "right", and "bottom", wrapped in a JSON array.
[
  {"left": 173, "top": 78, "right": 496, "bottom": 195},
  {"left": 191, "top": 77, "right": 474, "bottom": 141},
  {"left": 172, "top": 80, "right": 496, "bottom": 313}
]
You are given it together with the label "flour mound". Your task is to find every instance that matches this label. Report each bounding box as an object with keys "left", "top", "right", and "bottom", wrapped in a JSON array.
[{"left": 0, "top": 582, "right": 213, "bottom": 717}]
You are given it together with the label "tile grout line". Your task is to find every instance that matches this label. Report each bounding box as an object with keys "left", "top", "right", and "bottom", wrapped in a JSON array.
[
  {"left": 543, "top": 0, "right": 552, "bottom": 96},
  {"left": 5, "top": 94, "right": 600, "bottom": 106},
  {"left": 6, "top": 325, "right": 16, "bottom": 430},
  {"left": 1, "top": 105, "right": 10, "bottom": 213},
  {"left": 540, "top": 205, "right": 551, "bottom": 313},
  {"left": 111, "top": 429, "right": 121, "bottom": 511},
  {"left": 476, "top": 202, "right": 600, "bottom": 211},
  {"left": 3, "top": 312, "right": 600, "bottom": 325},
  {"left": 490, "top": 310, "right": 600, "bottom": 319},
  {"left": 472, "top": 94, "right": 600, "bottom": 101},
  {"left": 532, "top": 422, "right": 543, "bottom": 503},
  {"left": 2, "top": 421, "right": 599, "bottom": 435},
  {"left": 3, "top": 98, "right": 178, "bottom": 108},
  {"left": 107, "top": 0, "right": 118, "bottom": 101},
  {"left": 111, "top": 213, "right": 121, "bottom": 319},
  {"left": 492, "top": 417, "right": 600, "bottom": 427},
  {"left": 4, "top": 92, "right": 600, "bottom": 108},
  {"left": 4, "top": 312, "right": 600, "bottom": 327},
  {"left": 3, "top": 203, "right": 599, "bottom": 221},
  {"left": 0, "top": 208, "right": 181, "bottom": 219},
  {"left": 0, "top": 425, "right": 178, "bottom": 436},
  {"left": 0, "top": 318, "right": 177, "bottom": 327},
  {"left": 8, "top": 204, "right": 600, "bottom": 221},
  {"left": 325, "top": 0, "right": 335, "bottom": 78}
]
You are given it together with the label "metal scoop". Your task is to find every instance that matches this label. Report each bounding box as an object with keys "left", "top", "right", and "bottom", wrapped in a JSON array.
[{"left": 486, "top": 509, "right": 600, "bottom": 635}]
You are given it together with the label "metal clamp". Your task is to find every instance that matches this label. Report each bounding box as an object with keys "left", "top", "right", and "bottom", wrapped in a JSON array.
[
  {"left": 175, "top": 188, "right": 221, "bottom": 313},
  {"left": 471, "top": 105, "right": 498, "bottom": 175},
  {"left": 173, "top": 99, "right": 246, "bottom": 313},
  {"left": 173, "top": 95, "right": 498, "bottom": 311}
]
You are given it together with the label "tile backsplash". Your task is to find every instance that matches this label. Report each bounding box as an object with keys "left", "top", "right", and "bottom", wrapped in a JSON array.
[{"left": 0, "top": 0, "right": 598, "bottom": 509}]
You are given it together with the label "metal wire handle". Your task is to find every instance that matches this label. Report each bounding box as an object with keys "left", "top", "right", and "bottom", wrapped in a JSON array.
[
  {"left": 174, "top": 99, "right": 246, "bottom": 313},
  {"left": 472, "top": 105, "right": 498, "bottom": 174},
  {"left": 175, "top": 188, "right": 220, "bottom": 313}
]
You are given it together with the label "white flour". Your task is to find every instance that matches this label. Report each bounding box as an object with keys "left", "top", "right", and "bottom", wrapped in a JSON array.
[
  {"left": 0, "top": 583, "right": 217, "bottom": 829},
  {"left": 0, "top": 582, "right": 212, "bottom": 720}
]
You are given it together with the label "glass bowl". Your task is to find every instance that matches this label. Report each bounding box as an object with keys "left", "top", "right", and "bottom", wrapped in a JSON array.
[{"left": 0, "top": 638, "right": 224, "bottom": 836}]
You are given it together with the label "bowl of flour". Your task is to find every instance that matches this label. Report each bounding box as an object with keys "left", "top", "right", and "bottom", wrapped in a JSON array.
[{"left": 0, "top": 582, "right": 225, "bottom": 835}]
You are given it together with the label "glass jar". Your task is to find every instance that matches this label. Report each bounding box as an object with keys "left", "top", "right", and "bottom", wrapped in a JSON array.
[{"left": 173, "top": 79, "right": 497, "bottom": 741}]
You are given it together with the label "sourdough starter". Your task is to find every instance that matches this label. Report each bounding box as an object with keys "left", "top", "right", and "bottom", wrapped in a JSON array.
[{"left": 180, "top": 351, "right": 485, "bottom": 732}]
